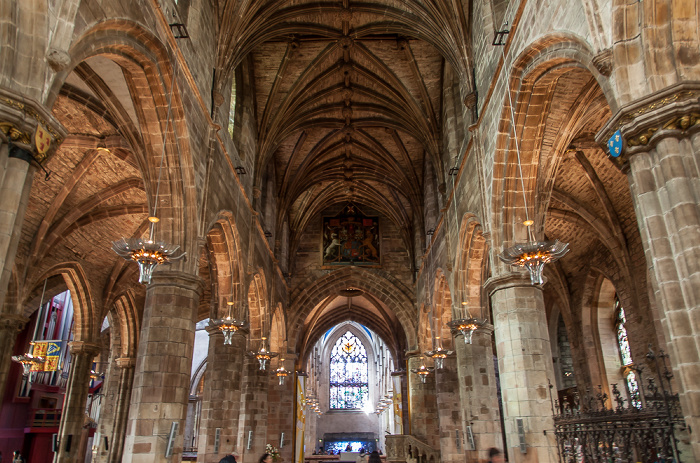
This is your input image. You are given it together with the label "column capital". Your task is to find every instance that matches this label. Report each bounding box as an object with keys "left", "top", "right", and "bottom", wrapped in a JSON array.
[
  {"left": 0, "top": 313, "right": 29, "bottom": 332},
  {"left": 68, "top": 341, "right": 102, "bottom": 356},
  {"left": 0, "top": 87, "right": 67, "bottom": 164},
  {"left": 484, "top": 273, "right": 541, "bottom": 297},
  {"left": 148, "top": 270, "right": 205, "bottom": 296},
  {"left": 596, "top": 81, "right": 700, "bottom": 169},
  {"left": 115, "top": 357, "right": 136, "bottom": 369}
]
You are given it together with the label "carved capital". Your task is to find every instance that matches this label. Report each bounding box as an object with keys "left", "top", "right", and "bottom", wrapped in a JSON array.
[
  {"left": 484, "top": 273, "right": 541, "bottom": 297},
  {"left": 115, "top": 357, "right": 136, "bottom": 369},
  {"left": 0, "top": 87, "right": 67, "bottom": 164},
  {"left": 0, "top": 314, "right": 30, "bottom": 333},
  {"left": 68, "top": 341, "right": 102, "bottom": 357},
  {"left": 592, "top": 48, "right": 613, "bottom": 77},
  {"left": 596, "top": 82, "right": 700, "bottom": 168}
]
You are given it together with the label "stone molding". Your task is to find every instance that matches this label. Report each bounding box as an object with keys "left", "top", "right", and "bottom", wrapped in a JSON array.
[
  {"left": 115, "top": 357, "right": 136, "bottom": 369},
  {"left": 0, "top": 86, "right": 67, "bottom": 164},
  {"left": 596, "top": 81, "right": 700, "bottom": 168},
  {"left": 0, "top": 313, "right": 30, "bottom": 332},
  {"left": 68, "top": 341, "right": 102, "bottom": 356},
  {"left": 484, "top": 273, "right": 541, "bottom": 297}
]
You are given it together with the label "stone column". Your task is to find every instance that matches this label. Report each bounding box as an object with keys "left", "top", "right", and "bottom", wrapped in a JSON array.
[
  {"left": 406, "top": 356, "right": 439, "bottom": 449},
  {"left": 197, "top": 328, "right": 246, "bottom": 462},
  {"left": 455, "top": 326, "right": 503, "bottom": 462},
  {"left": 54, "top": 341, "right": 102, "bottom": 463},
  {"left": 434, "top": 356, "right": 463, "bottom": 463},
  {"left": 94, "top": 357, "right": 135, "bottom": 463},
  {"left": 486, "top": 275, "right": 557, "bottom": 463},
  {"left": 596, "top": 82, "right": 700, "bottom": 460},
  {"left": 122, "top": 271, "right": 203, "bottom": 463},
  {"left": 265, "top": 356, "right": 295, "bottom": 463},
  {"left": 237, "top": 355, "right": 270, "bottom": 463},
  {"left": 0, "top": 314, "right": 28, "bottom": 404},
  {"left": 0, "top": 88, "right": 65, "bottom": 309}
]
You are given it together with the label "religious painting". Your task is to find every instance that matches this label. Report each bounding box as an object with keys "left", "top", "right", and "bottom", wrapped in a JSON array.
[{"left": 322, "top": 204, "right": 380, "bottom": 267}]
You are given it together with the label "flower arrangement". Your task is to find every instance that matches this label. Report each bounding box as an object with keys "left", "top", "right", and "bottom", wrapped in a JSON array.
[{"left": 266, "top": 443, "right": 280, "bottom": 461}]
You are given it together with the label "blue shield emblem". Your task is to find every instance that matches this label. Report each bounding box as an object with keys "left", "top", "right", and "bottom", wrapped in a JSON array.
[{"left": 607, "top": 130, "right": 623, "bottom": 157}]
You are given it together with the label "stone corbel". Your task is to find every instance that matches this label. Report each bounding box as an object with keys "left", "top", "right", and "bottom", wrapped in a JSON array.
[
  {"left": 596, "top": 82, "right": 700, "bottom": 170},
  {"left": 0, "top": 87, "right": 67, "bottom": 165}
]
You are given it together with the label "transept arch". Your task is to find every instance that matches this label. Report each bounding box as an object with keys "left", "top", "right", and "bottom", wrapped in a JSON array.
[{"left": 288, "top": 267, "right": 416, "bottom": 353}]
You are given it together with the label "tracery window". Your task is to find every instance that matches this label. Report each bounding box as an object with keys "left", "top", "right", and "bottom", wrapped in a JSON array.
[
  {"left": 228, "top": 75, "right": 236, "bottom": 138},
  {"left": 615, "top": 297, "right": 641, "bottom": 408},
  {"left": 615, "top": 298, "right": 632, "bottom": 366},
  {"left": 329, "top": 331, "right": 368, "bottom": 409}
]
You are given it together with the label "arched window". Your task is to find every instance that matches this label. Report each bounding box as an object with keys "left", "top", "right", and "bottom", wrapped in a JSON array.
[
  {"left": 228, "top": 75, "right": 236, "bottom": 138},
  {"left": 329, "top": 331, "right": 368, "bottom": 409},
  {"left": 615, "top": 297, "right": 641, "bottom": 408}
]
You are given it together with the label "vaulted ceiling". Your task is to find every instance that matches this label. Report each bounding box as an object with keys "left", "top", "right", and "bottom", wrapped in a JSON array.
[{"left": 215, "top": 0, "right": 474, "bottom": 251}]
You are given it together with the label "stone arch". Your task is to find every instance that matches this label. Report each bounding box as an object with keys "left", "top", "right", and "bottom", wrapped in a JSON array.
[
  {"left": 269, "top": 302, "right": 286, "bottom": 355},
  {"left": 204, "top": 212, "right": 245, "bottom": 320},
  {"left": 417, "top": 303, "right": 432, "bottom": 354},
  {"left": 26, "top": 262, "right": 98, "bottom": 343},
  {"left": 288, "top": 267, "right": 417, "bottom": 351},
  {"left": 432, "top": 271, "right": 454, "bottom": 350},
  {"left": 111, "top": 291, "right": 140, "bottom": 358},
  {"left": 247, "top": 271, "right": 268, "bottom": 342},
  {"left": 454, "top": 214, "right": 489, "bottom": 322},
  {"left": 47, "top": 20, "right": 199, "bottom": 260},
  {"left": 490, "top": 33, "right": 617, "bottom": 251}
]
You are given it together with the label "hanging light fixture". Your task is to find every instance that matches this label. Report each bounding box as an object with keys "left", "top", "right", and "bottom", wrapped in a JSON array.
[
  {"left": 112, "top": 64, "right": 186, "bottom": 284},
  {"left": 12, "top": 354, "right": 45, "bottom": 376},
  {"left": 275, "top": 358, "right": 289, "bottom": 385},
  {"left": 410, "top": 357, "right": 434, "bottom": 384},
  {"left": 448, "top": 303, "right": 487, "bottom": 344},
  {"left": 494, "top": 44, "right": 569, "bottom": 285},
  {"left": 211, "top": 301, "right": 247, "bottom": 345},
  {"left": 424, "top": 336, "right": 454, "bottom": 369},
  {"left": 498, "top": 240, "right": 569, "bottom": 285},
  {"left": 248, "top": 336, "right": 278, "bottom": 371},
  {"left": 89, "top": 370, "right": 104, "bottom": 382}
]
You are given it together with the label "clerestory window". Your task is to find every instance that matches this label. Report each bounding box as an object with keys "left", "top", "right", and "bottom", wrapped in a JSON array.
[{"left": 329, "top": 331, "right": 368, "bottom": 409}]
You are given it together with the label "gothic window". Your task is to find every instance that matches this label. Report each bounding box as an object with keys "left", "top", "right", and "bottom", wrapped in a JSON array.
[
  {"left": 228, "top": 75, "right": 237, "bottom": 138},
  {"left": 615, "top": 298, "right": 632, "bottom": 366},
  {"left": 615, "top": 297, "right": 641, "bottom": 408},
  {"left": 329, "top": 331, "right": 368, "bottom": 409}
]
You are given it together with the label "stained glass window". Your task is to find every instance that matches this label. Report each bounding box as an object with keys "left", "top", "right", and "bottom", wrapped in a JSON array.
[
  {"left": 228, "top": 76, "right": 236, "bottom": 138},
  {"left": 626, "top": 370, "right": 642, "bottom": 409},
  {"left": 615, "top": 298, "right": 632, "bottom": 366},
  {"left": 329, "top": 331, "right": 368, "bottom": 409}
]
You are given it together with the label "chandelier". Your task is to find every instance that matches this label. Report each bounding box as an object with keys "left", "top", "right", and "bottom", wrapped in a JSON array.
[
  {"left": 112, "top": 222, "right": 186, "bottom": 284},
  {"left": 211, "top": 301, "right": 247, "bottom": 345},
  {"left": 410, "top": 357, "right": 434, "bottom": 384},
  {"left": 424, "top": 337, "right": 454, "bottom": 369},
  {"left": 498, "top": 239, "right": 569, "bottom": 285},
  {"left": 275, "top": 359, "right": 289, "bottom": 386},
  {"left": 89, "top": 369, "right": 104, "bottom": 382},
  {"left": 248, "top": 337, "right": 278, "bottom": 371},
  {"left": 447, "top": 303, "right": 487, "bottom": 345},
  {"left": 111, "top": 62, "right": 186, "bottom": 285},
  {"left": 12, "top": 354, "right": 45, "bottom": 376}
]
